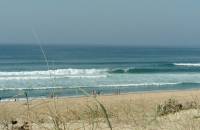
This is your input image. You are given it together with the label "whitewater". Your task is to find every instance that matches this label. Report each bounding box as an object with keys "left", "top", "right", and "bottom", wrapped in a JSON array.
[{"left": 1, "top": 45, "right": 200, "bottom": 100}]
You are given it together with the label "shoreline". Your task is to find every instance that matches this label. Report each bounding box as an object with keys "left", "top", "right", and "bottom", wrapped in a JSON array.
[{"left": 1, "top": 88, "right": 200, "bottom": 103}]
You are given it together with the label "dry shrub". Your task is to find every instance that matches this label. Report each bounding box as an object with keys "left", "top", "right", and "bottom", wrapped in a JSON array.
[
  {"left": 183, "top": 100, "right": 198, "bottom": 110},
  {"left": 157, "top": 98, "right": 183, "bottom": 116},
  {"left": 156, "top": 98, "right": 199, "bottom": 116}
]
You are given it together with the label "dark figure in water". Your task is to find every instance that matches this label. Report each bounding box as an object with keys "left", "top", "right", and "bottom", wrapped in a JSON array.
[
  {"left": 97, "top": 90, "right": 101, "bottom": 95},
  {"left": 92, "top": 90, "right": 96, "bottom": 96},
  {"left": 117, "top": 88, "right": 120, "bottom": 95}
]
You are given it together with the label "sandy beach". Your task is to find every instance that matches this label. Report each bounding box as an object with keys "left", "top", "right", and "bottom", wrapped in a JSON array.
[
  {"left": 1, "top": 89, "right": 200, "bottom": 130},
  {"left": 1, "top": 0, "right": 200, "bottom": 129}
]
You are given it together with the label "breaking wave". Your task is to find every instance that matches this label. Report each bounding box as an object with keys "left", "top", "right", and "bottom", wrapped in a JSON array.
[
  {"left": 1, "top": 65, "right": 200, "bottom": 81},
  {"left": 0, "top": 69, "right": 108, "bottom": 80},
  {"left": 0, "top": 68, "right": 108, "bottom": 76},
  {"left": 174, "top": 63, "right": 200, "bottom": 67}
]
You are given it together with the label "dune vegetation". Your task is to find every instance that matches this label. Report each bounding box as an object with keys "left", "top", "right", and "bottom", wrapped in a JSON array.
[{"left": 1, "top": 90, "right": 200, "bottom": 130}]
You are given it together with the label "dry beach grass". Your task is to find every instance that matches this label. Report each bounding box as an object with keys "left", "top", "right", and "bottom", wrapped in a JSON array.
[{"left": 1, "top": 90, "right": 200, "bottom": 130}]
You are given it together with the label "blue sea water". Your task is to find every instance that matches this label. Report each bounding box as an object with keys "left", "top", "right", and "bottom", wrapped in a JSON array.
[{"left": 1, "top": 44, "right": 200, "bottom": 100}]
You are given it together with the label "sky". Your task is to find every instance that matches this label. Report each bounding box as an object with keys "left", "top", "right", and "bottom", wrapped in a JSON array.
[{"left": 0, "top": 0, "right": 200, "bottom": 47}]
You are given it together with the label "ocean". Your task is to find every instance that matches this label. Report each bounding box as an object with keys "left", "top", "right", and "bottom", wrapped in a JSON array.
[{"left": 1, "top": 44, "right": 200, "bottom": 100}]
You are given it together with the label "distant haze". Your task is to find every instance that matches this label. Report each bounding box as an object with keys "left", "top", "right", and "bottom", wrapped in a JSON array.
[{"left": 0, "top": 0, "right": 200, "bottom": 47}]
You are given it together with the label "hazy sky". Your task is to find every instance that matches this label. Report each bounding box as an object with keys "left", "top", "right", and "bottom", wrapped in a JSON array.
[{"left": 0, "top": 0, "right": 200, "bottom": 46}]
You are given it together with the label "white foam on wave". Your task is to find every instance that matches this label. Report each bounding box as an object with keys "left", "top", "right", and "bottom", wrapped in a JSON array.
[
  {"left": 0, "top": 75, "right": 107, "bottom": 80},
  {"left": 0, "top": 76, "right": 51, "bottom": 80},
  {"left": 174, "top": 63, "right": 200, "bottom": 67},
  {"left": 0, "top": 85, "right": 88, "bottom": 91},
  {"left": 99, "top": 82, "right": 180, "bottom": 87},
  {"left": 0, "top": 68, "right": 108, "bottom": 76},
  {"left": 0, "top": 86, "right": 66, "bottom": 91},
  {"left": 63, "top": 75, "right": 107, "bottom": 78},
  {"left": 0, "top": 68, "right": 108, "bottom": 80}
]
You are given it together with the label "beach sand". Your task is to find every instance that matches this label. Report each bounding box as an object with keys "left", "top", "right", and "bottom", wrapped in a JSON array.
[{"left": 1, "top": 90, "right": 200, "bottom": 130}]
